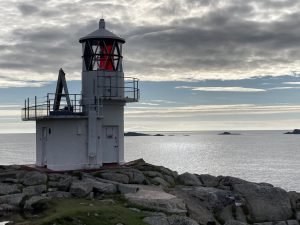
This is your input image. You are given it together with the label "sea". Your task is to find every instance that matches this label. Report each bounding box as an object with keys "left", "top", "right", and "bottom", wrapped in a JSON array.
[{"left": 0, "top": 131, "right": 299, "bottom": 192}]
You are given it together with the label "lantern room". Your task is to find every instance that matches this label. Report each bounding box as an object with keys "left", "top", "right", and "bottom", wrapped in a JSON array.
[{"left": 80, "top": 19, "right": 125, "bottom": 72}]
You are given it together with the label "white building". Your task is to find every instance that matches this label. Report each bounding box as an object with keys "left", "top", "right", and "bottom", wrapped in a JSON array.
[{"left": 22, "top": 19, "right": 139, "bottom": 171}]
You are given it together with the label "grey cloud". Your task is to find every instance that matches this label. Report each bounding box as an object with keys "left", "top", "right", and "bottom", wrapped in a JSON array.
[
  {"left": 18, "top": 3, "right": 39, "bottom": 16},
  {"left": 2, "top": 0, "right": 300, "bottom": 83}
]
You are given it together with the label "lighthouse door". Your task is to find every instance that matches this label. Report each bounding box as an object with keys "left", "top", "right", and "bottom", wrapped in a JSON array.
[
  {"left": 41, "top": 127, "right": 47, "bottom": 166},
  {"left": 102, "top": 126, "right": 119, "bottom": 163}
]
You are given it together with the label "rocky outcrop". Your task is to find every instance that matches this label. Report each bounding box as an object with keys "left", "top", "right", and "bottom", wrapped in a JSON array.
[
  {"left": 233, "top": 182, "right": 293, "bottom": 222},
  {"left": 177, "top": 172, "right": 203, "bottom": 186},
  {"left": 125, "top": 188, "right": 187, "bottom": 214},
  {"left": 0, "top": 159, "right": 298, "bottom": 225}
]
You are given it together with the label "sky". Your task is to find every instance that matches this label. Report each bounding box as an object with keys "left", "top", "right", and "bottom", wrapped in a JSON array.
[{"left": 1, "top": 0, "right": 300, "bottom": 132}]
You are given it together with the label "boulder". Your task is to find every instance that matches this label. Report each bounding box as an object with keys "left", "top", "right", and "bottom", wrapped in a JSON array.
[
  {"left": 125, "top": 189, "right": 186, "bottom": 214},
  {"left": 288, "top": 191, "right": 300, "bottom": 211},
  {"left": 118, "top": 169, "right": 146, "bottom": 184},
  {"left": 216, "top": 205, "right": 234, "bottom": 223},
  {"left": 233, "top": 182, "right": 293, "bottom": 222},
  {"left": 20, "top": 171, "right": 47, "bottom": 186},
  {"left": 287, "top": 220, "right": 299, "bottom": 225},
  {"left": 24, "top": 196, "right": 49, "bottom": 211},
  {"left": 173, "top": 186, "right": 225, "bottom": 225},
  {"left": 97, "top": 172, "right": 129, "bottom": 184},
  {"left": 70, "top": 180, "right": 93, "bottom": 197},
  {"left": 0, "top": 203, "right": 18, "bottom": 213},
  {"left": 224, "top": 220, "right": 248, "bottom": 225},
  {"left": 177, "top": 173, "right": 202, "bottom": 186},
  {"left": 164, "top": 175, "right": 175, "bottom": 186},
  {"left": 22, "top": 185, "right": 47, "bottom": 196},
  {"left": 85, "top": 178, "right": 117, "bottom": 194},
  {"left": 151, "top": 177, "right": 170, "bottom": 187},
  {"left": 143, "top": 216, "right": 169, "bottom": 225},
  {"left": 143, "top": 171, "right": 164, "bottom": 179},
  {"left": 49, "top": 177, "right": 73, "bottom": 191},
  {"left": 197, "top": 174, "right": 220, "bottom": 187},
  {"left": 167, "top": 215, "right": 199, "bottom": 225},
  {"left": 0, "top": 193, "right": 25, "bottom": 206},
  {"left": 0, "top": 183, "right": 21, "bottom": 196},
  {"left": 46, "top": 191, "right": 71, "bottom": 199},
  {"left": 118, "top": 184, "right": 139, "bottom": 194}
]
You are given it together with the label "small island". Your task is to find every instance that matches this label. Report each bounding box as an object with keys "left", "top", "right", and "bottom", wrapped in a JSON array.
[
  {"left": 218, "top": 132, "right": 241, "bottom": 135},
  {"left": 124, "top": 132, "right": 165, "bottom": 137},
  {"left": 284, "top": 129, "right": 300, "bottom": 134}
]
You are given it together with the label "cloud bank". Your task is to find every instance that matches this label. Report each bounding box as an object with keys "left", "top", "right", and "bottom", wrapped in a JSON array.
[{"left": 1, "top": 0, "right": 300, "bottom": 86}]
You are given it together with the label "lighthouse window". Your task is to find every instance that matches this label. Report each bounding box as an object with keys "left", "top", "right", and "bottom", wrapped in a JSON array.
[
  {"left": 83, "top": 40, "right": 122, "bottom": 72},
  {"left": 48, "top": 128, "right": 51, "bottom": 135}
]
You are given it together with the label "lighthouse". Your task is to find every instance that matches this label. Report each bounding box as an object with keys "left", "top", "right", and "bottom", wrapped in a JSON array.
[{"left": 22, "top": 19, "right": 139, "bottom": 171}]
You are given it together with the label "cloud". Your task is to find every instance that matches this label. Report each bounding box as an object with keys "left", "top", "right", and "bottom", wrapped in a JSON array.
[
  {"left": 283, "top": 82, "right": 300, "bottom": 85},
  {"left": 1, "top": 0, "right": 300, "bottom": 84},
  {"left": 175, "top": 86, "right": 266, "bottom": 92},
  {"left": 125, "top": 104, "right": 300, "bottom": 118}
]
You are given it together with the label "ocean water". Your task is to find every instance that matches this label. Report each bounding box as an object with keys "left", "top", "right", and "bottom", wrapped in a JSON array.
[{"left": 0, "top": 131, "right": 299, "bottom": 191}]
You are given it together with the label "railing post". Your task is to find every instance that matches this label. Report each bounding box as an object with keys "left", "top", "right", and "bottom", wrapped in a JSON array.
[
  {"left": 133, "top": 78, "right": 136, "bottom": 100},
  {"left": 35, "top": 96, "right": 37, "bottom": 119},
  {"left": 47, "top": 94, "right": 49, "bottom": 116},
  {"left": 75, "top": 94, "right": 76, "bottom": 112},
  {"left": 24, "top": 99, "right": 27, "bottom": 119},
  {"left": 27, "top": 98, "right": 29, "bottom": 119}
]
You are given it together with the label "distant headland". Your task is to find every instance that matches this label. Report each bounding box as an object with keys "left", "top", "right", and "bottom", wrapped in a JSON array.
[{"left": 284, "top": 129, "right": 300, "bottom": 134}]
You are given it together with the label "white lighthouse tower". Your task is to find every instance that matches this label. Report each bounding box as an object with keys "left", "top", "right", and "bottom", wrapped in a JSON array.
[{"left": 22, "top": 19, "right": 139, "bottom": 171}]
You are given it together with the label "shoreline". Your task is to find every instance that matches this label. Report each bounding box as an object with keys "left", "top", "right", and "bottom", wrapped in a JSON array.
[{"left": 0, "top": 159, "right": 299, "bottom": 225}]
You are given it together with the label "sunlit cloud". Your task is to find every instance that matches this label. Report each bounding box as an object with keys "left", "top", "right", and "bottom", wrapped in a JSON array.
[{"left": 175, "top": 86, "right": 266, "bottom": 92}]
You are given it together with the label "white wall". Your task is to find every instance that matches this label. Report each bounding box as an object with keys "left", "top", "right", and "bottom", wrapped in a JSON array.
[{"left": 36, "top": 118, "right": 88, "bottom": 170}]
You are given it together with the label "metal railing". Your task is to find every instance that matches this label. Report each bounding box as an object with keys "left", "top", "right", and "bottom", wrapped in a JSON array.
[
  {"left": 22, "top": 77, "right": 140, "bottom": 121},
  {"left": 97, "top": 76, "right": 140, "bottom": 102},
  {"left": 22, "top": 94, "right": 91, "bottom": 121}
]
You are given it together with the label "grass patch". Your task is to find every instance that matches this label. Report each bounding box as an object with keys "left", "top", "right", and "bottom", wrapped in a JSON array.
[{"left": 11, "top": 198, "right": 148, "bottom": 225}]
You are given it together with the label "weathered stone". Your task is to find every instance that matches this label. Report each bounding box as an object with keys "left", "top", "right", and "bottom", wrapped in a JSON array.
[
  {"left": 164, "top": 175, "right": 175, "bottom": 186},
  {"left": 143, "top": 171, "right": 164, "bottom": 179},
  {"left": 216, "top": 205, "right": 234, "bottom": 223},
  {"left": 70, "top": 180, "right": 93, "bottom": 197},
  {"left": 118, "top": 169, "right": 146, "bottom": 184},
  {"left": 287, "top": 220, "right": 299, "bottom": 225},
  {"left": 98, "top": 172, "right": 129, "bottom": 184},
  {"left": 21, "top": 171, "right": 47, "bottom": 186},
  {"left": 24, "top": 196, "right": 49, "bottom": 211},
  {"left": 118, "top": 184, "right": 139, "bottom": 194},
  {"left": 253, "top": 221, "right": 274, "bottom": 225},
  {"left": 0, "top": 203, "right": 18, "bottom": 212},
  {"left": 0, "top": 171, "right": 19, "bottom": 182},
  {"left": 197, "top": 174, "right": 220, "bottom": 187},
  {"left": 23, "top": 185, "right": 47, "bottom": 196},
  {"left": 296, "top": 212, "right": 300, "bottom": 221},
  {"left": 46, "top": 191, "right": 71, "bottom": 199},
  {"left": 233, "top": 182, "right": 293, "bottom": 222},
  {"left": 125, "top": 189, "right": 186, "bottom": 214},
  {"left": 0, "top": 193, "right": 25, "bottom": 206},
  {"left": 0, "top": 183, "right": 20, "bottom": 196},
  {"left": 48, "top": 173, "right": 70, "bottom": 182},
  {"left": 143, "top": 216, "right": 169, "bottom": 225},
  {"left": 89, "top": 179, "right": 117, "bottom": 194},
  {"left": 225, "top": 220, "right": 248, "bottom": 225},
  {"left": 48, "top": 177, "right": 73, "bottom": 192},
  {"left": 288, "top": 191, "right": 300, "bottom": 211},
  {"left": 235, "top": 207, "right": 248, "bottom": 223},
  {"left": 159, "top": 166, "right": 178, "bottom": 179},
  {"left": 218, "top": 176, "right": 249, "bottom": 188},
  {"left": 151, "top": 177, "right": 170, "bottom": 187},
  {"left": 272, "top": 222, "right": 286, "bottom": 225},
  {"left": 173, "top": 186, "right": 222, "bottom": 225},
  {"left": 168, "top": 215, "right": 199, "bottom": 225},
  {"left": 177, "top": 173, "right": 202, "bottom": 186}
]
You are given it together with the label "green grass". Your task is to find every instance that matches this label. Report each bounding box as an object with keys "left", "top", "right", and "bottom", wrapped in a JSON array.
[{"left": 12, "top": 198, "right": 148, "bottom": 225}]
